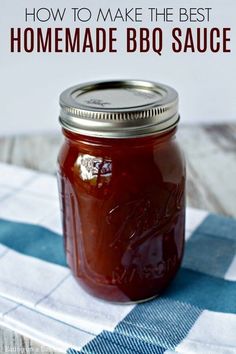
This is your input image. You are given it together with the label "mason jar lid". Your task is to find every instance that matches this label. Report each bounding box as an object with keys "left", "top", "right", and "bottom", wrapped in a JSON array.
[{"left": 59, "top": 80, "right": 179, "bottom": 139}]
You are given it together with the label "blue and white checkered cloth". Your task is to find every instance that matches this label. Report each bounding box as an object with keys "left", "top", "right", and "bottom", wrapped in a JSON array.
[{"left": 0, "top": 162, "right": 236, "bottom": 354}]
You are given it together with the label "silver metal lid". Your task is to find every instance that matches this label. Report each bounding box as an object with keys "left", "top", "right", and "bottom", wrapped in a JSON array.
[{"left": 59, "top": 80, "right": 179, "bottom": 138}]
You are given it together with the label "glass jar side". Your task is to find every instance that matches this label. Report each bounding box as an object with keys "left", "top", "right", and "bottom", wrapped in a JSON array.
[{"left": 57, "top": 129, "right": 186, "bottom": 302}]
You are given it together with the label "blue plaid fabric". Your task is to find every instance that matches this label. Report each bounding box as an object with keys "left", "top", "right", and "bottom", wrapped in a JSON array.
[
  {"left": 0, "top": 163, "right": 236, "bottom": 353},
  {"left": 67, "top": 214, "right": 236, "bottom": 354}
]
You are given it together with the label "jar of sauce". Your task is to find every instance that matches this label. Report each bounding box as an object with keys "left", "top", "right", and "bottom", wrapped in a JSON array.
[{"left": 58, "top": 80, "right": 185, "bottom": 303}]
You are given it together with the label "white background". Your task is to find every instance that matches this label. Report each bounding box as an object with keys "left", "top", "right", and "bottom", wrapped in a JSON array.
[{"left": 0, "top": 0, "right": 236, "bottom": 136}]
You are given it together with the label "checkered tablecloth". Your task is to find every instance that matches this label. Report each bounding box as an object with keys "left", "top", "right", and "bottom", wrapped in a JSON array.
[{"left": 0, "top": 162, "right": 236, "bottom": 354}]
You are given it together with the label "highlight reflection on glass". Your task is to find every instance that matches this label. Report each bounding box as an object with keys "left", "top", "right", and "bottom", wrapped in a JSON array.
[{"left": 76, "top": 153, "right": 112, "bottom": 187}]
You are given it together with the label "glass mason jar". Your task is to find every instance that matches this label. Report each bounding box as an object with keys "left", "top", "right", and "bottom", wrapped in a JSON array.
[{"left": 58, "top": 80, "right": 185, "bottom": 303}]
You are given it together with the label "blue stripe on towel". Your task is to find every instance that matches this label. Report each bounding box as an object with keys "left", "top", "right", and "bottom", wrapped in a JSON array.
[
  {"left": 0, "top": 219, "right": 66, "bottom": 267},
  {"left": 164, "top": 268, "right": 236, "bottom": 313},
  {"left": 116, "top": 298, "right": 202, "bottom": 350},
  {"left": 183, "top": 214, "right": 236, "bottom": 278},
  {"left": 67, "top": 331, "right": 166, "bottom": 354},
  {"left": 68, "top": 298, "right": 201, "bottom": 353},
  {"left": 196, "top": 214, "right": 236, "bottom": 241}
]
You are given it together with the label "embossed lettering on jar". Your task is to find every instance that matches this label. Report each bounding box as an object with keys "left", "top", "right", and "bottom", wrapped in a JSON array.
[{"left": 58, "top": 80, "right": 186, "bottom": 302}]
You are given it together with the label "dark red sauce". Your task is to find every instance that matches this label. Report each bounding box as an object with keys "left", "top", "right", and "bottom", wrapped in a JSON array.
[{"left": 58, "top": 128, "right": 185, "bottom": 302}]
